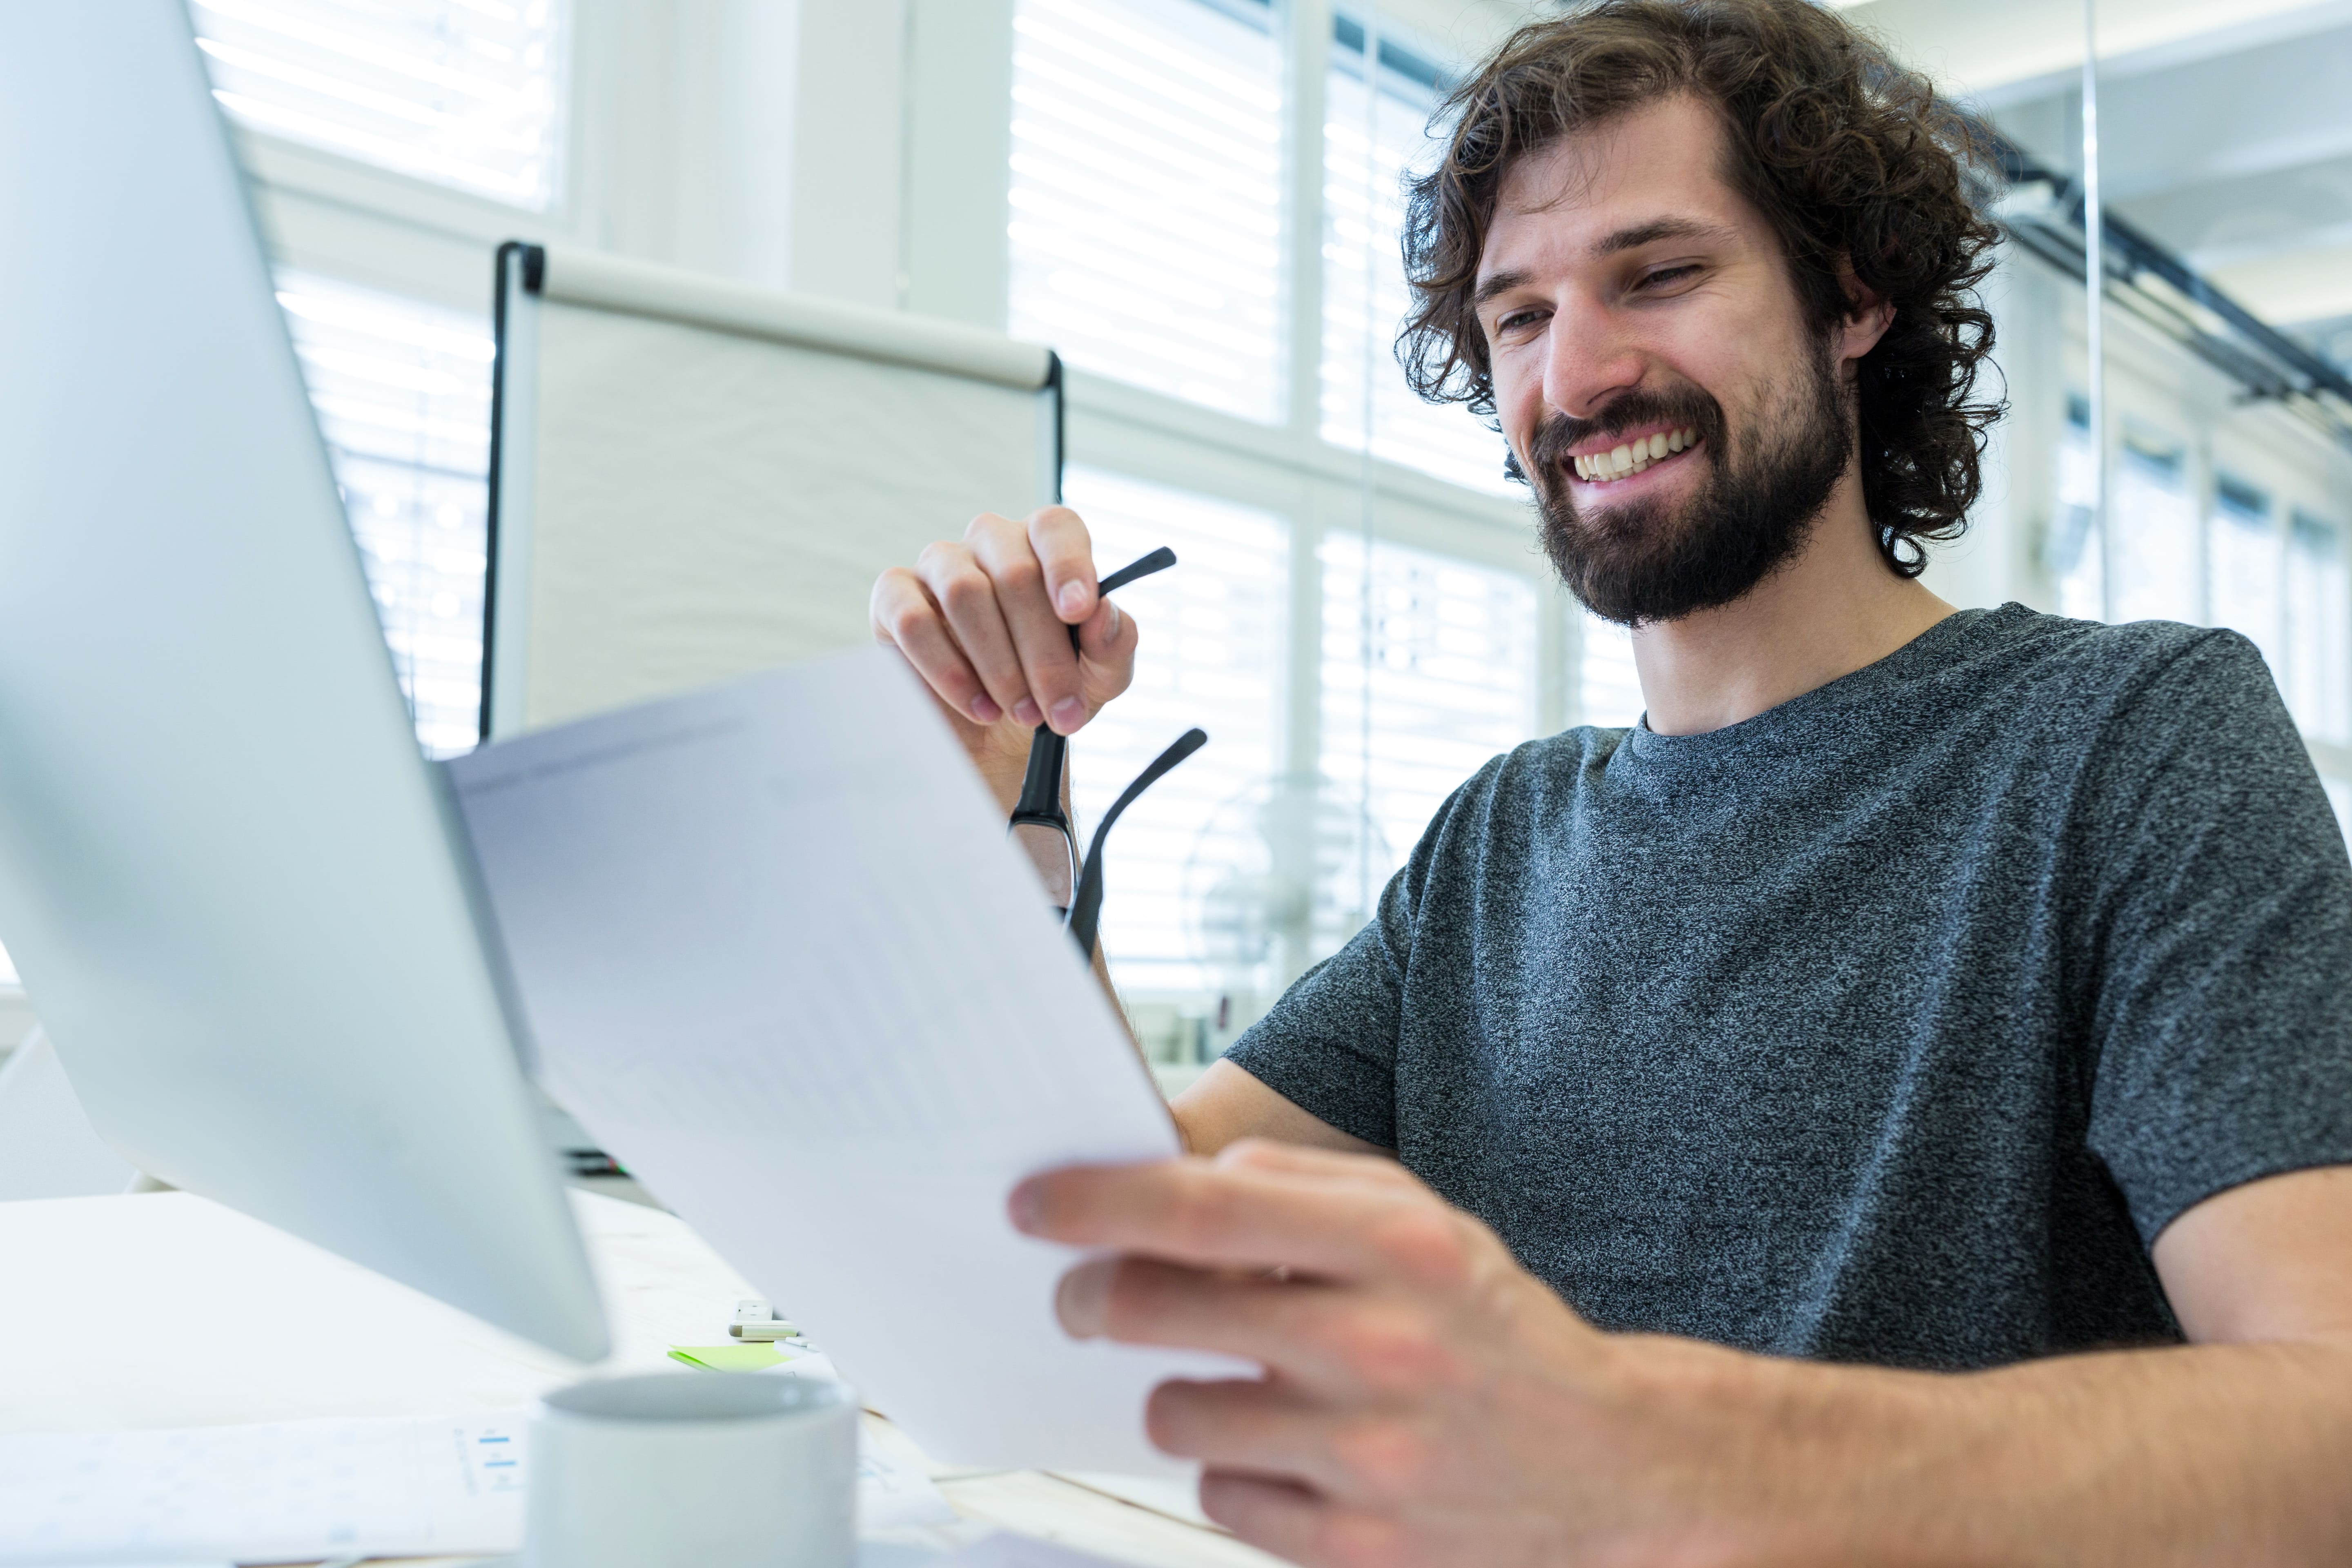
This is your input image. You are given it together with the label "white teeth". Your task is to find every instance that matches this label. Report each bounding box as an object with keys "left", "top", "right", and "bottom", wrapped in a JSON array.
[{"left": 1573, "top": 427, "right": 1697, "bottom": 483}]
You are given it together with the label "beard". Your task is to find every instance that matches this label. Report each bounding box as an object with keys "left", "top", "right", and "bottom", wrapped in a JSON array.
[{"left": 1527, "top": 338, "right": 1853, "bottom": 627}]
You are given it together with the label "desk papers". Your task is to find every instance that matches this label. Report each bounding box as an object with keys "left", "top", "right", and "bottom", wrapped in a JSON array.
[
  {"left": 0, "top": 1411, "right": 528, "bottom": 1562},
  {"left": 448, "top": 649, "right": 1246, "bottom": 1475},
  {"left": 0, "top": 1406, "right": 953, "bottom": 1560}
]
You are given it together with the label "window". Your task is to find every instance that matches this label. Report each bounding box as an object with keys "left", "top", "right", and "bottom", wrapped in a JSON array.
[
  {"left": 192, "top": 0, "right": 571, "bottom": 209},
  {"left": 1066, "top": 468, "right": 1288, "bottom": 997},
  {"left": 1008, "top": 0, "right": 1285, "bottom": 421},
  {"left": 2209, "top": 473, "right": 2282, "bottom": 675},
  {"left": 275, "top": 273, "right": 494, "bottom": 755},
  {"left": 2285, "top": 510, "right": 2351, "bottom": 744},
  {"left": 2107, "top": 430, "right": 2198, "bottom": 625},
  {"left": 1579, "top": 612, "right": 1645, "bottom": 728},
  {"left": 1014, "top": 2, "right": 1559, "bottom": 1039},
  {"left": 2050, "top": 394, "right": 2103, "bottom": 621},
  {"left": 1321, "top": 19, "right": 1510, "bottom": 494},
  {"left": 2056, "top": 413, "right": 2201, "bottom": 627},
  {"left": 1321, "top": 535, "right": 1539, "bottom": 877}
]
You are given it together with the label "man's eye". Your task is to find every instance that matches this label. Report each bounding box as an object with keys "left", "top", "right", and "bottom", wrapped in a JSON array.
[
  {"left": 1496, "top": 309, "right": 1544, "bottom": 334},
  {"left": 1640, "top": 265, "right": 1701, "bottom": 290}
]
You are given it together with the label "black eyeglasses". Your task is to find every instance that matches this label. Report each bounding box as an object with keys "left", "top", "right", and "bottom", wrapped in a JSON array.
[{"left": 1007, "top": 546, "right": 1206, "bottom": 958}]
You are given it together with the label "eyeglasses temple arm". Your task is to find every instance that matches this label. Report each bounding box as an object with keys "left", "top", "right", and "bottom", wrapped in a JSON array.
[
  {"left": 1096, "top": 546, "right": 1176, "bottom": 596},
  {"left": 1066, "top": 726, "right": 1207, "bottom": 959},
  {"left": 1009, "top": 729, "right": 1067, "bottom": 828},
  {"left": 1009, "top": 547, "right": 1179, "bottom": 831}
]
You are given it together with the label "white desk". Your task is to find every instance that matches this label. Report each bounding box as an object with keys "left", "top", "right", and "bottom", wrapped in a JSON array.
[{"left": 0, "top": 1190, "right": 1280, "bottom": 1568}]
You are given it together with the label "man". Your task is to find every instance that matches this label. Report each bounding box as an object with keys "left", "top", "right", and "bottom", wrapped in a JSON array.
[{"left": 871, "top": 1, "right": 2352, "bottom": 1560}]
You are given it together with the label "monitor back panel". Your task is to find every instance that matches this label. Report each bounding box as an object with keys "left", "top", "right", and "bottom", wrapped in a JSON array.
[{"left": 0, "top": 2, "right": 606, "bottom": 1362}]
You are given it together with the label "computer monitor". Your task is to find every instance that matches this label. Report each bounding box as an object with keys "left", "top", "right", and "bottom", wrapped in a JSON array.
[{"left": 0, "top": 3, "right": 608, "bottom": 1362}]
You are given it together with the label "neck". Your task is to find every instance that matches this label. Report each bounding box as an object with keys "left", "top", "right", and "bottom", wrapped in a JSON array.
[{"left": 1628, "top": 469, "right": 1956, "bottom": 736}]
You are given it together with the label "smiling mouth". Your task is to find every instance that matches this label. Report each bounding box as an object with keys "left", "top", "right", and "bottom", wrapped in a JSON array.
[{"left": 1572, "top": 425, "right": 1701, "bottom": 483}]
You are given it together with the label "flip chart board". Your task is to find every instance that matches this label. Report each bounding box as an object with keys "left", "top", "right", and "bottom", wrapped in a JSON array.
[{"left": 486, "top": 244, "right": 1061, "bottom": 736}]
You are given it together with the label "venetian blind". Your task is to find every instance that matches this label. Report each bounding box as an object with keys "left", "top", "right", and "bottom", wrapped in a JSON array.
[
  {"left": 1321, "top": 18, "right": 1510, "bottom": 494},
  {"left": 1008, "top": 0, "right": 1285, "bottom": 422},
  {"left": 1067, "top": 467, "right": 1288, "bottom": 996},
  {"left": 1579, "top": 613, "right": 1645, "bottom": 728},
  {"left": 276, "top": 272, "right": 494, "bottom": 755},
  {"left": 192, "top": 0, "right": 569, "bottom": 209},
  {"left": 1320, "top": 534, "right": 1539, "bottom": 875}
]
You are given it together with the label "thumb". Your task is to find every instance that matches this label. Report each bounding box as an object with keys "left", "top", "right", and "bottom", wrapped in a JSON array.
[{"left": 1075, "top": 596, "right": 1138, "bottom": 708}]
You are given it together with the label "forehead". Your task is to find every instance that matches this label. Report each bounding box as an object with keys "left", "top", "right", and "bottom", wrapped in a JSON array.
[{"left": 1477, "top": 92, "right": 1764, "bottom": 283}]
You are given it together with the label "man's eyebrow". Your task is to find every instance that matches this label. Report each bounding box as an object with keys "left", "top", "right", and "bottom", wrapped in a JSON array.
[
  {"left": 1590, "top": 218, "right": 1739, "bottom": 258},
  {"left": 1472, "top": 220, "right": 1741, "bottom": 307},
  {"left": 1472, "top": 269, "right": 1531, "bottom": 308}
]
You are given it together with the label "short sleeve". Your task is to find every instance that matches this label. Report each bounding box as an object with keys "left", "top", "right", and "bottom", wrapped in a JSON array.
[
  {"left": 2077, "top": 630, "right": 2352, "bottom": 1243},
  {"left": 1220, "top": 797, "right": 1455, "bottom": 1150}
]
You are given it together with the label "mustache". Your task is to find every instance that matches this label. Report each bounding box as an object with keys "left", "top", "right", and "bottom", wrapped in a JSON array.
[{"left": 1525, "top": 388, "right": 1726, "bottom": 480}]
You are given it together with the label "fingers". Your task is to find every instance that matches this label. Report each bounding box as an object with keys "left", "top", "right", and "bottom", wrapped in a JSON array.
[
  {"left": 1074, "top": 594, "right": 1138, "bottom": 706},
  {"left": 1216, "top": 1137, "right": 1427, "bottom": 1192},
  {"left": 1153, "top": 1380, "right": 1446, "bottom": 1507},
  {"left": 870, "top": 566, "right": 999, "bottom": 725},
  {"left": 1153, "top": 1381, "right": 1344, "bottom": 1490},
  {"left": 1011, "top": 1156, "right": 1483, "bottom": 1288},
  {"left": 1198, "top": 1470, "right": 1403, "bottom": 1568},
  {"left": 874, "top": 509, "right": 1141, "bottom": 735},
  {"left": 1056, "top": 1256, "right": 1461, "bottom": 1396},
  {"left": 914, "top": 538, "right": 1037, "bottom": 726},
  {"left": 967, "top": 515, "right": 1085, "bottom": 734},
  {"left": 1028, "top": 506, "right": 1098, "bottom": 624}
]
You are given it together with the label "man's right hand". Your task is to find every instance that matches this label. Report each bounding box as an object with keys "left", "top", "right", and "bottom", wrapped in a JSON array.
[{"left": 870, "top": 506, "right": 1140, "bottom": 807}]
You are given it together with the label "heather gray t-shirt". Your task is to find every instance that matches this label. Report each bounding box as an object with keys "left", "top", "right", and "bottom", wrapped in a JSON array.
[{"left": 1227, "top": 604, "right": 2352, "bottom": 1368}]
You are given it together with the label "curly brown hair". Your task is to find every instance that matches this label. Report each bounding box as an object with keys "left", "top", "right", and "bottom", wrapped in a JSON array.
[{"left": 1400, "top": 0, "right": 2005, "bottom": 575}]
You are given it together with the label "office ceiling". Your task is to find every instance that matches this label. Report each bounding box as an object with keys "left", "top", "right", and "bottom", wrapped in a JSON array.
[
  {"left": 1380, "top": 2, "right": 2352, "bottom": 372},
  {"left": 1836, "top": 0, "right": 2352, "bottom": 369}
]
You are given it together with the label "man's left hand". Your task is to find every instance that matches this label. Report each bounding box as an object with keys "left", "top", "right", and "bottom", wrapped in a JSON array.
[{"left": 1010, "top": 1140, "right": 1894, "bottom": 1567}]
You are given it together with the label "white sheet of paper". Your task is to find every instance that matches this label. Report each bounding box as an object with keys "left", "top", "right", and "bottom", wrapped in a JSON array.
[
  {"left": 0, "top": 1412, "right": 529, "bottom": 1561},
  {"left": 448, "top": 648, "right": 1247, "bottom": 1474},
  {"left": 859, "top": 1419, "right": 959, "bottom": 1530},
  {"left": 0, "top": 1406, "right": 953, "bottom": 1560}
]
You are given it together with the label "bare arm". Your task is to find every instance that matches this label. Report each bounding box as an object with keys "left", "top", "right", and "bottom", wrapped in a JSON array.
[
  {"left": 1013, "top": 1149, "right": 2352, "bottom": 1566},
  {"left": 1171, "top": 1060, "right": 1385, "bottom": 1157}
]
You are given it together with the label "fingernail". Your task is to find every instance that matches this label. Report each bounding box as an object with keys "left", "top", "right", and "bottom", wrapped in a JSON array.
[
  {"left": 1103, "top": 601, "right": 1121, "bottom": 638},
  {"left": 1056, "top": 1261, "right": 1111, "bottom": 1338},
  {"left": 1008, "top": 1180, "right": 1042, "bottom": 1233},
  {"left": 970, "top": 694, "right": 1001, "bottom": 723},
  {"left": 1013, "top": 697, "right": 1042, "bottom": 726},
  {"left": 1050, "top": 697, "right": 1087, "bottom": 732},
  {"left": 1058, "top": 583, "right": 1089, "bottom": 619}
]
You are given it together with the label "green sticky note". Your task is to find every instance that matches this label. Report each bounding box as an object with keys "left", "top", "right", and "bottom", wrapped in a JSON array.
[{"left": 668, "top": 1343, "right": 785, "bottom": 1372}]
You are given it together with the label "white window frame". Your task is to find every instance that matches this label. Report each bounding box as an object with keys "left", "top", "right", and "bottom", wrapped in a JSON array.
[
  {"left": 991, "top": 0, "right": 1581, "bottom": 787},
  {"left": 963, "top": 0, "right": 1584, "bottom": 1029}
]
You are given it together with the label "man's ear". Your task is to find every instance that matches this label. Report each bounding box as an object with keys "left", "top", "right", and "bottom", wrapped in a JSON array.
[{"left": 1833, "top": 257, "right": 1895, "bottom": 370}]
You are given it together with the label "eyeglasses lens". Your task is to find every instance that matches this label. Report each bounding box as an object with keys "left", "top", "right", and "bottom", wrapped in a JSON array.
[{"left": 1009, "top": 820, "right": 1077, "bottom": 908}]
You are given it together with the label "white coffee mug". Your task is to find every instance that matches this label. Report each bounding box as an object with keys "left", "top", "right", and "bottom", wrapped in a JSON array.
[{"left": 523, "top": 1370, "right": 858, "bottom": 1568}]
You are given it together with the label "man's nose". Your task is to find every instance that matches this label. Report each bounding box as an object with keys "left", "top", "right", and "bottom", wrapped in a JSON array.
[{"left": 1540, "top": 297, "right": 1647, "bottom": 421}]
